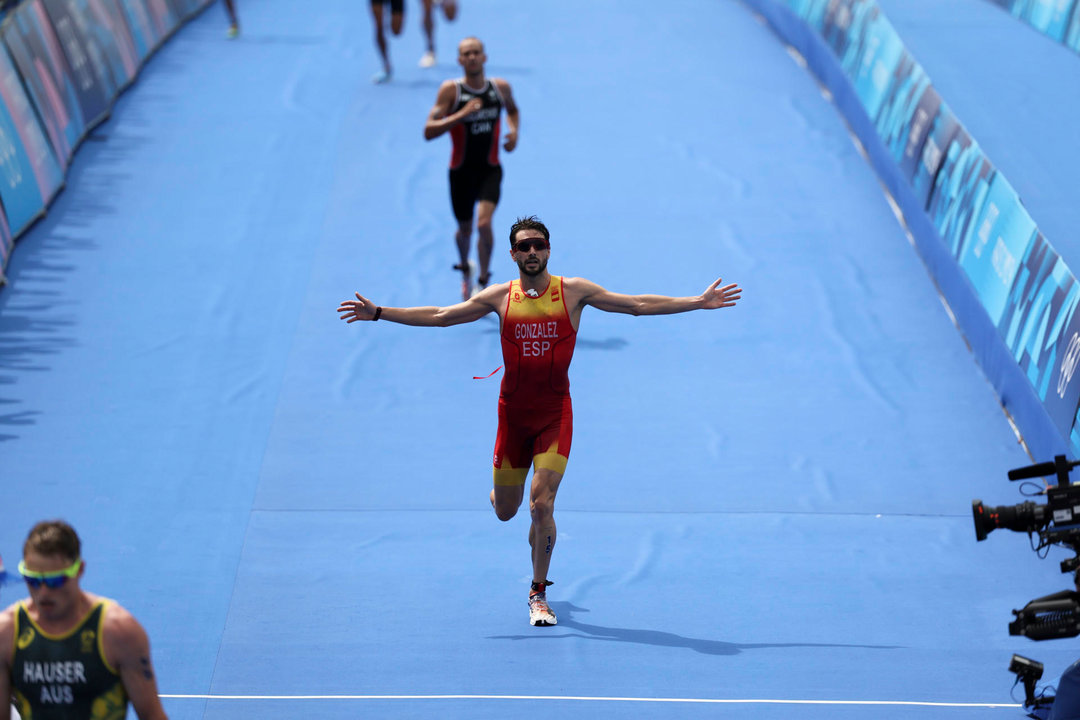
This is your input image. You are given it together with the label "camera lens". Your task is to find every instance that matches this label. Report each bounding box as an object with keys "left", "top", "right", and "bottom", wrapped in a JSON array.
[{"left": 972, "top": 499, "right": 1046, "bottom": 541}]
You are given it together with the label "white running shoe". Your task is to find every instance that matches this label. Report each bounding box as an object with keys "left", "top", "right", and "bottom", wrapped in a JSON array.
[
  {"left": 460, "top": 259, "right": 478, "bottom": 300},
  {"left": 529, "top": 591, "right": 557, "bottom": 626},
  {"left": 419, "top": 51, "right": 436, "bottom": 68}
]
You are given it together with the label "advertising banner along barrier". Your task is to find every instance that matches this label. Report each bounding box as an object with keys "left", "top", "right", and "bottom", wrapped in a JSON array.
[
  {"left": 874, "top": 52, "right": 938, "bottom": 184},
  {"left": 2, "top": 0, "right": 86, "bottom": 164},
  {"left": 141, "top": 0, "right": 180, "bottom": 44},
  {"left": 984, "top": 0, "right": 1080, "bottom": 52},
  {"left": 43, "top": 0, "right": 138, "bottom": 96},
  {"left": 835, "top": 1, "right": 906, "bottom": 122},
  {"left": 164, "top": 0, "right": 206, "bottom": 21},
  {"left": 0, "top": 0, "right": 217, "bottom": 284},
  {"left": 926, "top": 128, "right": 993, "bottom": 261},
  {"left": 114, "top": 0, "right": 159, "bottom": 61},
  {"left": 29, "top": 0, "right": 112, "bottom": 129},
  {"left": 1070, "top": 5, "right": 1080, "bottom": 50},
  {"left": 97, "top": 0, "right": 141, "bottom": 83},
  {"left": 0, "top": 41, "right": 64, "bottom": 235},
  {"left": 999, "top": 231, "right": 1080, "bottom": 440},
  {"left": 955, "top": 171, "right": 1036, "bottom": 327},
  {"left": 750, "top": 0, "right": 1080, "bottom": 459},
  {"left": 0, "top": 197, "right": 11, "bottom": 270},
  {"left": 909, "top": 101, "right": 961, "bottom": 211}
]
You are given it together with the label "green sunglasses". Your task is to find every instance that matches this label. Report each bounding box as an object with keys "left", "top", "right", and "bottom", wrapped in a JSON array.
[{"left": 18, "top": 559, "right": 82, "bottom": 589}]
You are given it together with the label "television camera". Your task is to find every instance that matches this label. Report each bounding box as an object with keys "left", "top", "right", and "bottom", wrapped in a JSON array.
[
  {"left": 973, "top": 454, "right": 1080, "bottom": 640},
  {"left": 974, "top": 454, "right": 1080, "bottom": 715}
]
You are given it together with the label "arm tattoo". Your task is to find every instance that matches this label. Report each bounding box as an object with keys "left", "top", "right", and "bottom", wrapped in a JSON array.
[{"left": 139, "top": 657, "right": 154, "bottom": 681}]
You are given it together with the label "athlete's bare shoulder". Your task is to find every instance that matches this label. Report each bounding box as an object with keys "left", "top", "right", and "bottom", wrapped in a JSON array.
[
  {"left": 560, "top": 275, "right": 602, "bottom": 301},
  {"left": 100, "top": 599, "right": 151, "bottom": 666},
  {"left": 0, "top": 603, "right": 16, "bottom": 667},
  {"left": 0, "top": 599, "right": 19, "bottom": 622},
  {"left": 473, "top": 279, "right": 512, "bottom": 306},
  {"left": 566, "top": 276, "right": 623, "bottom": 315},
  {"left": 492, "top": 77, "right": 515, "bottom": 101},
  {"left": 101, "top": 597, "right": 136, "bottom": 631},
  {"left": 430, "top": 79, "right": 459, "bottom": 114}
]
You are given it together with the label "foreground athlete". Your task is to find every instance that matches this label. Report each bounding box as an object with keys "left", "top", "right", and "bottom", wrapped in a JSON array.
[
  {"left": 0, "top": 521, "right": 168, "bottom": 720},
  {"left": 337, "top": 216, "right": 741, "bottom": 626}
]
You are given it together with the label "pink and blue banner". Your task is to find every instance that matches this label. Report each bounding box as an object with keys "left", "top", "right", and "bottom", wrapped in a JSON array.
[
  {"left": 0, "top": 0, "right": 215, "bottom": 281},
  {"left": 3, "top": 0, "right": 86, "bottom": 164},
  {"left": 0, "top": 41, "right": 64, "bottom": 234},
  {"left": 43, "top": 0, "right": 140, "bottom": 97},
  {"left": 40, "top": 0, "right": 119, "bottom": 124},
  {"left": 141, "top": 0, "right": 179, "bottom": 44},
  {"left": 0, "top": 198, "right": 12, "bottom": 271},
  {"left": 113, "top": 0, "right": 158, "bottom": 62}
]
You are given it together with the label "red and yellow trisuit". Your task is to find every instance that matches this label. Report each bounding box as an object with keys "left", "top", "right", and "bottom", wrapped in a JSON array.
[{"left": 493, "top": 275, "right": 577, "bottom": 486}]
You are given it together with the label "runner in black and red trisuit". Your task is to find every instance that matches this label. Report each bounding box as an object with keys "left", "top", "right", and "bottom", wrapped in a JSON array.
[{"left": 424, "top": 37, "right": 520, "bottom": 300}]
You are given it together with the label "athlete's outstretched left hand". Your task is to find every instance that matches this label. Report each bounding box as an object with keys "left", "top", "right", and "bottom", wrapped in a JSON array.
[
  {"left": 337, "top": 292, "right": 377, "bottom": 322},
  {"left": 701, "top": 279, "right": 741, "bottom": 310}
]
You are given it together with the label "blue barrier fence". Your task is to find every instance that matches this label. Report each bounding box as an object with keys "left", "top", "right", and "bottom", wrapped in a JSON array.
[
  {"left": 746, "top": 0, "right": 1080, "bottom": 461},
  {"left": 0, "top": 0, "right": 213, "bottom": 285},
  {"left": 985, "top": 0, "right": 1080, "bottom": 52}
]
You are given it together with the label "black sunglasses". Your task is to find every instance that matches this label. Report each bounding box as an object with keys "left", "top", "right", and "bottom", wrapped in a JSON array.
[{"left": 513, "top": 239, "right": 549, "bottom": 253}]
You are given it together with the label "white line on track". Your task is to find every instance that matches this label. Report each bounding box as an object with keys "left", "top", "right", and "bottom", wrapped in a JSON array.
[{"left": 161, "top": 694, "right": 1020, "bottom": 708}]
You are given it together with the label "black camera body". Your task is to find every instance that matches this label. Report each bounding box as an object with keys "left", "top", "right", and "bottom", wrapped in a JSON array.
[
  {"left": 974, "top": 455, "right": 1080, "bottom": 713},
  {"left": 973, "top": 454, "right": 1080, "bottom": 641},
  {"left": 1009, "top": 591, "right": 1080, "bottom": 642},
  {"left": 1009, "top": 654, "right": 1050, "bottom": 712}
]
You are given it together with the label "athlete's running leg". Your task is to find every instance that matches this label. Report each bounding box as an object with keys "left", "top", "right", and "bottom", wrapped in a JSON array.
[
  {"left": 454, "top": 218, "right": 475, "bottom": 299},
  {"left": 421, "top": 0, "right": 436, "bottom": 57},
  {"left": 455, "top": 218, "right": 473, "bottom": 272},
  {"left": 371, "top": 4, "right": 391, "bottom": 79},
  {"left": 491, "top": 484, "right": 524, "bottom": 521},
  {"left": 528, "top": 468, "right": 562, "bottom": 584},
  {"left": 475, "top": 200, "right": 495, "bottom": 285},
  {"left": 223, "top": 0, "right": 238, "bottom": 35}
]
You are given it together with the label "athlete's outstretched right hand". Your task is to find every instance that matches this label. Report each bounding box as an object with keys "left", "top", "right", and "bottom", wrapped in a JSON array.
[
  {"left": 700, "top": 279, "right": 742, "bottom": 310},
  {"left": 337, "top": 292, "right": 377, "bottom": 323}
]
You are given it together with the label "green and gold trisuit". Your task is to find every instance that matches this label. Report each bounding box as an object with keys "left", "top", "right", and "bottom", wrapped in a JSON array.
[{"left": 9, "top": 599, "right": 128, "bottom": 720}]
